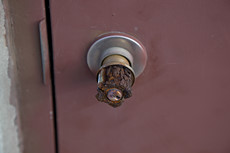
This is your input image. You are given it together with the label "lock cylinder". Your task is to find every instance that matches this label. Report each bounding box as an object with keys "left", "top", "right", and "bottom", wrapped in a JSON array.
[{"left": 87, "top": 32, "right": 147, "bottom": 107}]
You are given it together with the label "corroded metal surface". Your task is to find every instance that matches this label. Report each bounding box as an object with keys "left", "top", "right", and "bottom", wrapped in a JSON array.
[{"left": 96, "top": 65, "right": 134, "bottom": 107}]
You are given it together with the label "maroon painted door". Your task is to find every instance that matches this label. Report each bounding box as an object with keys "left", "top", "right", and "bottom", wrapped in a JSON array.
[{"left": 49, "top": 0, "right": 230, "bottom": 153}]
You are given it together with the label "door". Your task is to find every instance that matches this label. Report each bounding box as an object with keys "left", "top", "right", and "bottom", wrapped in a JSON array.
[{"left": 49, "top": 0, "right": 230, "bottom": 152}]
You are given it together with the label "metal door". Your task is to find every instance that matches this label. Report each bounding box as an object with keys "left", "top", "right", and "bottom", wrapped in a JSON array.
[{"left": 49, "top": 0, "right": 230, "bottom": 152}]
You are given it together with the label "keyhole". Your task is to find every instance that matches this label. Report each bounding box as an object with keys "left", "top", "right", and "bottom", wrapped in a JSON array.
[{"left": 107, "top": 88, "right": 123, "bottom": 102}]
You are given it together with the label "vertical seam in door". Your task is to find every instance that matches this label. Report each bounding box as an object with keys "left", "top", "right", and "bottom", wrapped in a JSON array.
[{"left": 44, "top": 0, "right": 59, "bottom": 153}]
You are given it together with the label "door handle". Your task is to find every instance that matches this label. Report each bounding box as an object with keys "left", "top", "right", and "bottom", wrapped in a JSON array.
[{"left": 87, "top": 32, "right": 147, "bottom": 107}]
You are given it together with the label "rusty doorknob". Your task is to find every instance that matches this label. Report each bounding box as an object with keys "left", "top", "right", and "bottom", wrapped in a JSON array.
[{"left": 87, "top": 32, "right": 147, "bottom": 107}]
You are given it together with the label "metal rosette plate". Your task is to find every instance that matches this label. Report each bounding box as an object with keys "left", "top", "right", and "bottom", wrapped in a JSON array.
[{"left": 87, "top": 32, "right": 147, "bottom": 78}]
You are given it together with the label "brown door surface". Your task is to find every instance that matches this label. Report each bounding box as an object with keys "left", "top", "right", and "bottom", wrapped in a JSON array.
[{"left": 49, "top": 0, "right": 230, "bottom": 153}]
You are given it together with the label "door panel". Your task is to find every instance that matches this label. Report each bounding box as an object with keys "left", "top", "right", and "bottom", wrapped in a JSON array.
[
  {"left": 7, "top": 0, "right": 55, "bottom": 153},
  {"left": 50, "top": 0, "right": 230, "bottom": 152}
]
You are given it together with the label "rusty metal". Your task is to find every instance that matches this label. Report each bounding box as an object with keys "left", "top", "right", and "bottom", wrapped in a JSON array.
[
  {"left": 96, "top": 55, "right": 135, "bottom": 107},
  {"left": 87, "top": 33, "right": 146, "bottom": 107}
]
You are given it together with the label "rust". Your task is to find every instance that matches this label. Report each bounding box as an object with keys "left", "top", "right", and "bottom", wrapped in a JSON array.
[{"left": 96, "top": 65, "right": 134, "bottom": 107}]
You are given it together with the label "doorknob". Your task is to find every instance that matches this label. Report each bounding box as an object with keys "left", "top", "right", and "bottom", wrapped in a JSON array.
[{"left": 87, "top": 32, "right": 147, "bottom": 107}]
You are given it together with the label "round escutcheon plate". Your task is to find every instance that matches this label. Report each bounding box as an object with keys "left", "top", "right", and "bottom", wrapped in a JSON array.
[{"left": 87, "top": 32, "right": 147, "bottom": 78}]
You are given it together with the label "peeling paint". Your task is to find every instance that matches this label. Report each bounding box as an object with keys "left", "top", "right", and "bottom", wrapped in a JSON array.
[{"left": 0, "top": 0, "right": 20, "bottom": 153}]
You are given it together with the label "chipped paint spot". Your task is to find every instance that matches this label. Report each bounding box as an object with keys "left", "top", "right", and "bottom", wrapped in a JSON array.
[
  {"left": 0, "top": 1, "right": 20, "bottom": 153},
  {"left": 134, "top": 26, "right": 139, "bottom": 31}
]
